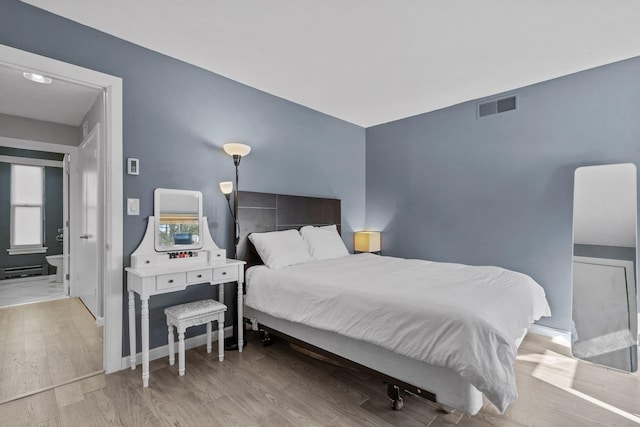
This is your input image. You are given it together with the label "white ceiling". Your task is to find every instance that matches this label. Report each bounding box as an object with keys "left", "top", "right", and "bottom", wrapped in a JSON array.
[
  {"left": 19, "top": 0, "right": 640, "bottom": 127},
  {"left": 0, "top": 63, "right": 102, "bottom": 126}
]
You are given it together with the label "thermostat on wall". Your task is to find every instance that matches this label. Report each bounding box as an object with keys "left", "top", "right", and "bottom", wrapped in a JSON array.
[{"left": 127, "top": 158, "right": 139, "bottom": 175}]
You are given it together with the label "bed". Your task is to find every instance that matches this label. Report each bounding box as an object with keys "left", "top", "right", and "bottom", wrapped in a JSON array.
[{"left": 238, "top": 191, "right": 551, "bottom": 415}]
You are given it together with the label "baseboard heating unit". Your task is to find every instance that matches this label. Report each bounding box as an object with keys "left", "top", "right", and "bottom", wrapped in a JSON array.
[{"left": 0, "top": 265, "right": 47, "bottom": 280}]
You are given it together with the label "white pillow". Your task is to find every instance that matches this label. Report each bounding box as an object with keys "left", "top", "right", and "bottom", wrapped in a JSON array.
[
  {"left": 248, "top": 229, "right": 312, "bottom": 269},
  {"left": 300, "top": 225, "right": 350, "bottom": 261}
]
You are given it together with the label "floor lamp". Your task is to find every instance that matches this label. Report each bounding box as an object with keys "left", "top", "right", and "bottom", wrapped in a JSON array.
[{"left": 219, "top": 142, "right": 251, "bottom": 350}]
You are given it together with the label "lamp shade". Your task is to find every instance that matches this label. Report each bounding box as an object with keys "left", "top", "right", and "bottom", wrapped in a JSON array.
[
  {"left": 354, "top": 231, "right": 381, "bottom": 253},
  {"left": 223, "top": 143, "right": 251, "bottom": 157},
  {"left": 219, "top": 181, "right": 233, "bottom": 195}
]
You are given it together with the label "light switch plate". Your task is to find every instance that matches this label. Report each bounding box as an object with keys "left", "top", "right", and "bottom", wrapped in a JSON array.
[{"left": 127, "top": 198, "right": 140, "bottom": 215}]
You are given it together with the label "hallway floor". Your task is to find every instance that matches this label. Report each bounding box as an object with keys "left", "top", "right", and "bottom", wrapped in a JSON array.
[
  {"left": 0, "top": 297, "right": 103, "bottom": 404},
  {"left": 0, "top": 275, "right": 66, "bottom": 308}
]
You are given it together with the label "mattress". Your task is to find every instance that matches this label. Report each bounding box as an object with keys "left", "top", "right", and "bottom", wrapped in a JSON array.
[{"left": 244, "top": 253, "right": 551, "bottom": 412}]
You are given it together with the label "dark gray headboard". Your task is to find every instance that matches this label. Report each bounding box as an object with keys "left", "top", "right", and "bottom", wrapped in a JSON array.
[{"left": 237, "top": 191, "right": 341, "bottom": 268}]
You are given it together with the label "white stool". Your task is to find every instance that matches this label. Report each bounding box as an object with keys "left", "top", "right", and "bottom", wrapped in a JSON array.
[{"left": 164, "top": 299, "right": 227, "bottom": 376}]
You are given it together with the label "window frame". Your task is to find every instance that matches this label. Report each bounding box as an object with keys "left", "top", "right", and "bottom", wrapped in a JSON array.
[{"left": 8, "top": 163, "right": 47, "bottom": 255}]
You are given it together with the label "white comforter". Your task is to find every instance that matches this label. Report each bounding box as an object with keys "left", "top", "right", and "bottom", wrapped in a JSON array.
[{"left": 244, "top": 253, "right": 551, "bottom": 412}]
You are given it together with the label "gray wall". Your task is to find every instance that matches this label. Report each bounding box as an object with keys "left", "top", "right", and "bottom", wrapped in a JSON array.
[
  {"left": 574, "top": 245, "right": 636, "bottom": 264},
  {"left": 366, "top": 56, "right": 640, "bottom": 331},
  {"left": 0, "top": 113, "right": 81, "bottom": 145},
  {"left": 0, "top": 1, "right": 366, "bottom": 354}
]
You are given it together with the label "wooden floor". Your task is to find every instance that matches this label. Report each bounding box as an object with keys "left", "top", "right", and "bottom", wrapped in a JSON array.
[
  {"left": 1, "top": 330, "right": 639, "bottom": 426},
  {"left": 0, "top": 298, "right": 103, "bottom": 403}
]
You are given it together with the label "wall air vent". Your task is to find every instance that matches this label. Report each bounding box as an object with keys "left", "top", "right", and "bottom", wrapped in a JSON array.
[{"left": 477, "top": 95, "right": 517, "bottom": 118}]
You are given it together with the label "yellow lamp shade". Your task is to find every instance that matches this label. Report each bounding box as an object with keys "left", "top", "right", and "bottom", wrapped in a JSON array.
[
  {"left": 354, "top": 231, "right": 381, "bottom": 253},
  {"left": 219, "top": 181, "right": 233, "bottom": 195}
]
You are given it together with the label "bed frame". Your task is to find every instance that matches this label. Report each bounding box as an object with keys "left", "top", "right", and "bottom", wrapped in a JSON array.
[{"left": 238, "top": 191, "right": 484, "bottom": 414}]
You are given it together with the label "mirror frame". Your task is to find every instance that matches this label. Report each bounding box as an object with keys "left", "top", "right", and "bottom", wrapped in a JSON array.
[{"left": 153, "top": 188, "right": 203, "bottom": 252}]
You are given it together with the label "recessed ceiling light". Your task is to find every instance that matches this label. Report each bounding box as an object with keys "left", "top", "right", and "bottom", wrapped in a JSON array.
[{"left": 23, "top": 72, "right": 53, "bottom": 84}]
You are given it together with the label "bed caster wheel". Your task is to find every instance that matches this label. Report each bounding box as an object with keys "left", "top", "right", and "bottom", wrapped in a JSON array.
[
  {"left": 440, "top": 405, "right": 454, "bottom": 414},
  {"left": 391, "top": 398, "right": 404, "bottom": 411},
  {"left": 387, "top": 384, "right": 404, "bottom": 411},
  {"left": 260, "top": 330, "right": 273, "bottom": 347}
]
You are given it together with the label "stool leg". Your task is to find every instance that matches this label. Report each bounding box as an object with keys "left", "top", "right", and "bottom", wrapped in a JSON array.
[
  {"left": 178, "top": 328, "right": 186, "bottom": 376},
  {"left": 168, "top": 324, "right": 175, "bottom": 366},
  {"left": 206, "top": 322, "right": 212, "bottom": 354},
  {"left": 218, "top": 313, "right": 225, "bottom": 362}
]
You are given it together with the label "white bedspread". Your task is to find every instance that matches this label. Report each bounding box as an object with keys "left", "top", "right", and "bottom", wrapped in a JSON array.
[{"left": 244, "top": 253, "right": 551, "bottom": 412}]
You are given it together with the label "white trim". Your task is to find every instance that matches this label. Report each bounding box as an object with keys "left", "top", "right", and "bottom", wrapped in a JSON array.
[
  {"left": 121, "top": 326, "right": 232, "bottom": 369},
  {"left": 529, "top": 323, "right": 571, "bottom": 341},
  {"left": 69, "top": 142, "right": 80, "bottom": 300},
  {"left": 0, "top": 43, "right": 123, "bottom": 375},
  {"left": 103, "top": 75, "right": 124, "bottom": 374},
  {"left": 0, "top": 136, "right": 77, "bottom": 154},
  {"left": 0, "top": 155, "right": 63, "bottom": 168},
  {"left": 7, "top": 246, "right": 47, "bottom": 255}
]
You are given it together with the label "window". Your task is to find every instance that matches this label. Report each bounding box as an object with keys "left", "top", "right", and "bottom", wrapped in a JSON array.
[{"left": 9, "top": 164, "right": 46, "bottom": 254}]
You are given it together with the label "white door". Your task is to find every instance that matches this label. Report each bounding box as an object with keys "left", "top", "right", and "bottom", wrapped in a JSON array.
[{"left": 77, "top": 125, "right": 100, "bottom": 318}]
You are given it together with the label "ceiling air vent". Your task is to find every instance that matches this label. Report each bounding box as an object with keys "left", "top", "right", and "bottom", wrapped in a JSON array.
[{"left": 477, "top": 95, "right": 517, "bottom": 118}]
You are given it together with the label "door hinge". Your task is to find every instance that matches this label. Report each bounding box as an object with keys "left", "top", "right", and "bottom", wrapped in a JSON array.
[{"left": 66, "top": 273, "right": 70, "bottom": 280}]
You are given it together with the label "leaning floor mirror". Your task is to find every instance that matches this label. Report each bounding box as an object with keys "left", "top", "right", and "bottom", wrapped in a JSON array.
[{"left": 572, "top": 163, "right": 638, "bottom": 372}]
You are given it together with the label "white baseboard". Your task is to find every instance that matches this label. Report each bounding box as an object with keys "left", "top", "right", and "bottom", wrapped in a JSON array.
[
  {"left": 95, "top": 317, "right": 104, "bottom": 327},
  {"left": 529, "top": 323, "right": 571, "bottom": 341},
  {"left": 121, "top": 326, "right": 233, "bottom": 370}
]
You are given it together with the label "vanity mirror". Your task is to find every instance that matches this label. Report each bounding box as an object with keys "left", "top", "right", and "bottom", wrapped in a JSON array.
[
  {"left": 572, "top": 163, "right": 638, "bottom": 372},
  {"left": 154, "top": 188, "right": 203, "bottom": 252}
]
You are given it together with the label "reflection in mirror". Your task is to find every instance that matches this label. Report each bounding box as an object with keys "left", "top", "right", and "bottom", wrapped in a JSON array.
[
  {"left": 572, "top": 163, "right": 638, "bottom": 372},
  {"left": 154, "top": 188, "right": 203, "bottom": 252}
]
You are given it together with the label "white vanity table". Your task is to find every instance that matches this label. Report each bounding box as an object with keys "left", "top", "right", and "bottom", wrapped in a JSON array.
[{"left": 125, "top": 189, "right": 245, "bottom": 387}]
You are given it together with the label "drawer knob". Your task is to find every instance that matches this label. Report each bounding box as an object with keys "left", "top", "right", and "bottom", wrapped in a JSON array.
[
  {"left": 168, "top": 279, "right": 173, "bottom": 283},
  {"left": 197, "top": 274, "right": 202, "bottom": 278},
  {"left": 222, "top": 272, "right": 227, "bottom": 275}
]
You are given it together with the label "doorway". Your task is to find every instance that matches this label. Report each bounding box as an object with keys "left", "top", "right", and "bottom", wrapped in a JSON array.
[
  {"left": 0, "top": 44, "right": 123, "bottom": 380},
  {"left": 0, "top": 154, "right": 67, "bottom": 307}
]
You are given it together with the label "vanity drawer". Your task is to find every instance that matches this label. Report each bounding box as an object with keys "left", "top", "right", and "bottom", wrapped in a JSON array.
[
  {"left": 213, "top": 265, "right": 238, "bottom": 282},
  {"left": 156, "top": 272, "right": 186, "bottom": 290},
  {"left": 187, "top": 269, "right": 212, "bottom": 284}
]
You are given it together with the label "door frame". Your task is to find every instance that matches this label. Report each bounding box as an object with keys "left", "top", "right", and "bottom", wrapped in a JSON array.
[{"left": 0, "top": 43, "right": 123, "bottom": 374}]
